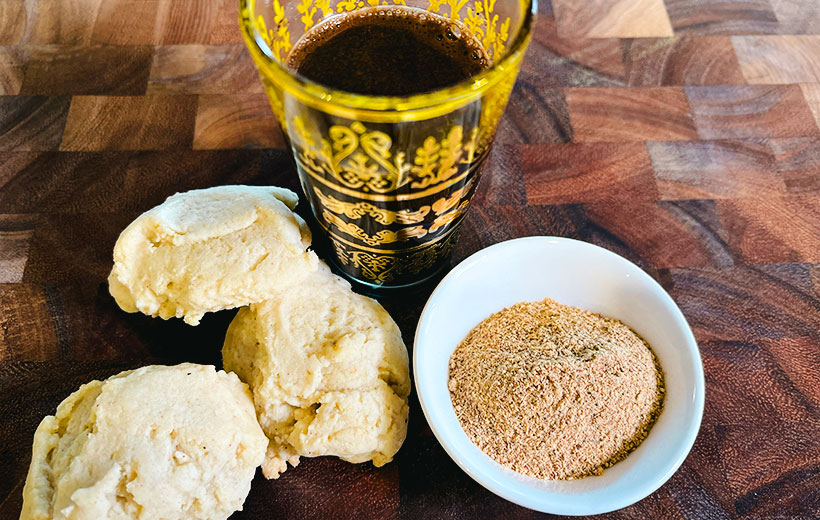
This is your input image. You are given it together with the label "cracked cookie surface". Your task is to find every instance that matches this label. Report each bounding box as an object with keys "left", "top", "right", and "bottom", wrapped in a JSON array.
[
  {"left": 108, "top": 185, "right": 318, "bottom": 326},
  {"left": 223, "top": 264, "right": 410, "bottom": 479},
  {"left": 20, "top": 364, "right": 268, "bottom": 520}
]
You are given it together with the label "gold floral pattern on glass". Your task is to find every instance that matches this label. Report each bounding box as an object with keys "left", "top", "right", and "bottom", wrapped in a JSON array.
[
  {"left": 331, "top": 232, "right": 459, "bottom": 283},
  {"left": 252, "top": 0, "right": 510, "bottom": 65},
  {"left": 315, "top": 175, "right": 474, "bottom": 248},
  {"left": 290, "top": 119, "right": 484, "bottom": 196},
  {"left": 427, "top": 0, "right": 509, "bottom": 59},
  {"left": 322, "top": 210, "right": 429, "bottom": 246},
  {"left": 254, "top": 0, "right": 291, "bottom": 61},
  {"left": 314, "top": 188, "right": 431, "bottom": 224}
]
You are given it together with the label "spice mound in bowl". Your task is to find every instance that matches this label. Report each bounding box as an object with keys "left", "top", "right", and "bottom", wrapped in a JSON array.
[
  {"left": 448, "top": 297, "right": 664, "bottom": 481},
  {"left": 414, "top": 236, "right": 704, "bottom": 515}
]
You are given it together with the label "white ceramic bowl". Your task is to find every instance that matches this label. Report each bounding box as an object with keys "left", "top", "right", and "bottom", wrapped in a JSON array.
[{"left": 414, "top": 236, "right": 704, "bottom": 515}]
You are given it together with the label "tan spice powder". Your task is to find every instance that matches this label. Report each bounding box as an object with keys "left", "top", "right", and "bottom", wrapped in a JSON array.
[{"left": 448, "top": 297, "right": 665, "bottom": 480}]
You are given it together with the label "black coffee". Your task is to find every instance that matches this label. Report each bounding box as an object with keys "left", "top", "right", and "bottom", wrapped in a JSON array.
[{"left": 286, "top": 7, "right": 491, "bottom": 96}]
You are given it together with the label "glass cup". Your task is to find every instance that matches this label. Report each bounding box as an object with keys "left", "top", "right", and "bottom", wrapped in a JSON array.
[{"left": 240, "top": 0, "right": 535, "bottom": 292}]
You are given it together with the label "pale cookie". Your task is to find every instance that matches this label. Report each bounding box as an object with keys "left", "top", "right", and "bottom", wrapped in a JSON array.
[
  {"left": 20, "top": 364, "right": 268, "bottom": 520},
  {"left": 223, "top": 264, "right": 410, "bottom": 479},
  {"left": 108, "top": 186, "right": 318, "bottom": 325}
]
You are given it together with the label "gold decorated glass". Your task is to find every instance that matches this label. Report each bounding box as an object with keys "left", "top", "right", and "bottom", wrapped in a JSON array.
[{"left": 240, "top": 0, "right": 535, "bottom": 290}]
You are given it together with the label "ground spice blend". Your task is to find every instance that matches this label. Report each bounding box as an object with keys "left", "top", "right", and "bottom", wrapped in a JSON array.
[{"left": 448, "top": 297, "right": 665, "bottom": 480}]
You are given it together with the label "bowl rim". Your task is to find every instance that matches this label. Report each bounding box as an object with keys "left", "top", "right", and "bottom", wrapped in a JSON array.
[{"left": 413, "top": 236, "right": 705, "bottom": 515}]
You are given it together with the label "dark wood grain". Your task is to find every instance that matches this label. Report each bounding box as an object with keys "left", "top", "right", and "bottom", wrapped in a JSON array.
[
  {"left": 153, "top": 0, "right": 222, "bottom": 45},
  {"left": 686, "top": 85, "right": 820, "bottom": 139},
  {"left": 2, "top": 0, "right": 820, "bottom": 518},
  {"left": 472, "top": 145, "right": 527, "bottom": 205},
  {"left": 147, "top": 45, "right": 264, "bottom": 94},
  {"left": 770, "top": 137, "right": 820, "bottom": 194},
  {"left": 717, "top": 195, "right": 820, "bottom": 263},
  {"left": 665, "top": 263, "right": 820, "bottom": 342},
  {"left": 20, "top": 45, "right": 153, "bottom": 95},
  {"left": 0, "top": 48, "right": 27, "bottom": 95},
  {"left": 496, "top": 83, "right": 572, "bottom": 144},
  {"left": 523, "top": 142, "right": 658, "bottom": 203},
  {"left": 584, "top": 200, "right": 734, "bottom": 269},
  {"left": 0, "top": 2, "right": 26, "bottom": 45},
  {"left": 623, "top": 36, "right": 747, "bottom": 86},
  {"left": 59, "top": 95, "right": 198, "bottom": 150},
  {"left": 698, "top": 337, "right": 820, "bottom": 517},
  {"left": 0, "top": 214, "right": 37, "bottom": 283},
  {"left": 0, "top": 151, "right": 130, "bottom": 212},
  {"left": 566, "top": 87, "right": 698, "bottom": 141},
  {"left": 194, "top": 94, "right": 285, "bottom": 150},
  {"left": 0, "top": 96, "right": 70, "bottom": 151},
  {"left": 0, "top": 284, "right": 60, "bottom": 361},
  {"left": 662, "top": 0, "right": 780, "bottom": 35},
  {"left": 731, "top": 35, "right": 820, "bottom": 84},
  {"left": 24, "top": 0, "right": 101, "bottom": 44},
  {"left": 210, "top": 0, "right": 246, "bottom": 44},
  {"left": 802, "top": 83, "right": 820, "bottom": 129},
  {"left": 522, "top": 17, "right": 627, "bottom": 88},
  {"left": 91, "top": 0, "right": 161, "bottom": 45},
  {"left": 647, "top": 139, "right": 784, "bottom": 199}
]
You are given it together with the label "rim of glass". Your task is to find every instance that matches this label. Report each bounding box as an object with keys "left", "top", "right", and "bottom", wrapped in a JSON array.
[{"left": 239, "top": 0, "right": 536, "bottom": 121}]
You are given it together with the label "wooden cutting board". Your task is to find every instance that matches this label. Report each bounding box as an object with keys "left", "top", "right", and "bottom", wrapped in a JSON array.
[{"left": 2, "top": 0, "right": 820, "bottom": 518}]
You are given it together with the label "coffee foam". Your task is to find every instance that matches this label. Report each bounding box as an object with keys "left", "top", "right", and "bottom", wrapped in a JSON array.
[{"left": 286, "top": 6, "right": 491, "bottom": 72}]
